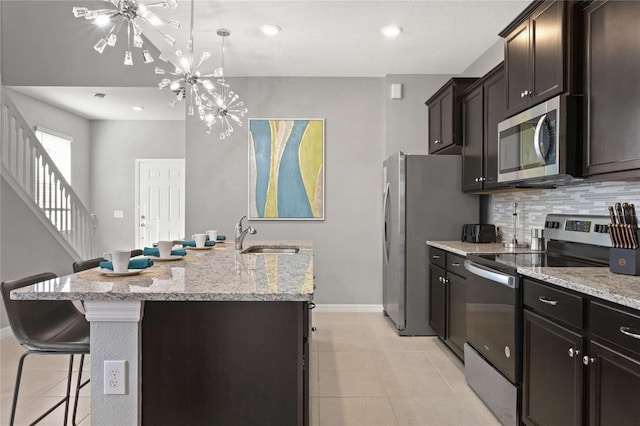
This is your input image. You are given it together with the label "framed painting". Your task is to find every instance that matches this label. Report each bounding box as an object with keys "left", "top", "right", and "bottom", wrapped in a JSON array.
[{"left": 248, "top": 119, "right": 325, "bottom": 220}]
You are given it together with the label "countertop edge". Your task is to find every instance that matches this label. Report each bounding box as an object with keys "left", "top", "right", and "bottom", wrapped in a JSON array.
[
  {"left": 429, "top": 240, "right": 640, "bottom": 312},
  {"left": 517, "top": 268, "right": 640, "bottom": 311}
]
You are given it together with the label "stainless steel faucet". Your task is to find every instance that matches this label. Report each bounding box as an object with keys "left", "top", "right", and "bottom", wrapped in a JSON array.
[{"left": 235, "top": 215, "right": 257, "bottom": 250}]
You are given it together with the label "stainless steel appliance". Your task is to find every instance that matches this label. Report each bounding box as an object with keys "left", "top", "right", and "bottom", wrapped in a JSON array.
[
  {"left": 382, "top": 152, "right": 478, "bottom": 335},
  {"left": 463, "top": 214, "right": 611, "bottom": 425},
  {"left": 497, "top": 95, "right": 581, "bottom": 185}
]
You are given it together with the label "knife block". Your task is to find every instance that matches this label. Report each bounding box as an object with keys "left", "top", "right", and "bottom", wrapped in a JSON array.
[{"left": 610, "top": 247, "right": 640, "bottom": 276}]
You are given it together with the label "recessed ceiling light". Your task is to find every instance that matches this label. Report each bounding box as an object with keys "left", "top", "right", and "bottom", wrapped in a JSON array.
[
  {"left": 260, "top": 24, "right": 281, "bottom": 35},
  {"left": 132, "top": 106, "right": 144, "bottom": 111},
  {"left": 381, "top": 26, "right": 402, "bottom": 37},
  {"left": 94, "top": 93, "right": 106, "bottom": 99}
]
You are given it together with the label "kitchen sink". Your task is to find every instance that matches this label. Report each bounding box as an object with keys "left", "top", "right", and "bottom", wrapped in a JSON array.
[{"left": 241, "top": 245, "right": 300, "bottom": 254}]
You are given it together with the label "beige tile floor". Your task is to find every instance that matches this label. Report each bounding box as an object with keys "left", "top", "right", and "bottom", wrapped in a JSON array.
[{"left": 1, "top": 312, "right": 499, "bottom": 425}]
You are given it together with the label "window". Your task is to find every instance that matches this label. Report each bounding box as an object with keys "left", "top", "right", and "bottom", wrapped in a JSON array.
[
  {"left": 35, "top": 127, "right": 72, "bottom": 183},
  {"left": 34, "top": 127, "right": 73, "bottom": 232}
]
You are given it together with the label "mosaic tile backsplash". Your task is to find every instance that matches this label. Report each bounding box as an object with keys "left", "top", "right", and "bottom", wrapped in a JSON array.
[{"left": 489, "top": 181, "right": 640, "bottom": 245}]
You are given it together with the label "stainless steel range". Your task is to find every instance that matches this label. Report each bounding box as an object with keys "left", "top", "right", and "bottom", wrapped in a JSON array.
[{"left": 462, "top": 214, "right": 611, "bottom": 425}]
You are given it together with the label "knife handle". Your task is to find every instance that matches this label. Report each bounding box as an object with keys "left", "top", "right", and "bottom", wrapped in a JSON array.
[
  {"left": 616, "top": 202, "right": 626, "bottom": 225},
  {"left": 631, "top": 204, "right": 638, "bottom": 229},
  {"left": 609, "top": 206, "right": 617, "bottom": 224}
]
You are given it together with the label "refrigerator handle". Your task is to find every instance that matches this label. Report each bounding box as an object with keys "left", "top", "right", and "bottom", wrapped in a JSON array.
[{"left": 383, "top": 181, "right": 390, "bottom": 264}]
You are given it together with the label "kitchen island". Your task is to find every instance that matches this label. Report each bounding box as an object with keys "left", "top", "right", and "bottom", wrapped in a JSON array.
[{"left": 11, "top": 241, "right": 314, "bottom": 426}]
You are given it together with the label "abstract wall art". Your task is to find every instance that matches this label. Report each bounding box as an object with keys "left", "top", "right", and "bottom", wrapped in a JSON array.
[{"left": 248, "top": 119, "right": 325, "bottom": 220}]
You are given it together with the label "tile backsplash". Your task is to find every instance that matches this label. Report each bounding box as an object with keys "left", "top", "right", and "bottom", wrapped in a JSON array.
[{"left": 489, "top": 181, "right": 640, "bottom": 245}]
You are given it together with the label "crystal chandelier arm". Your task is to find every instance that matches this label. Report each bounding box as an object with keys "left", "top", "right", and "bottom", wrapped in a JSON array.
[{"left": 82, "top": 8, "right": 119, "bottom": 18}]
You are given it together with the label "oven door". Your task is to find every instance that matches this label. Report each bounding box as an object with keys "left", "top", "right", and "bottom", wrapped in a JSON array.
[
  {"left": 464, "top": 260, "right": 519, "bottom": 384},
  {"left": 497, "top": 96, "right": 560, "bottom": 183}
]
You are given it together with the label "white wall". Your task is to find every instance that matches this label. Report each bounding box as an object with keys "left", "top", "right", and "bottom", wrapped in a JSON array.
[
  {"left": 185, "top": 77, "right": 385, "bottom": 305},
  {"left": 91, "top": 120, "right": 185, "bottom": 254},
  {"left": 5, "top": 89, "right": 92, "bottom": 207}
]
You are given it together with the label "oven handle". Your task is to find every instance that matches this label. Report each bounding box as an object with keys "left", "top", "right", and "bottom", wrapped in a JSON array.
[{"left": 464, "top": 260, "right": 516, "bottom": 289}]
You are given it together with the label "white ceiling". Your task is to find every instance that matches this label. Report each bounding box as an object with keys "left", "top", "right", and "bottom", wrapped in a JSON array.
[{"left": 6, "top": 0, "right": 529, "bottom": 120}]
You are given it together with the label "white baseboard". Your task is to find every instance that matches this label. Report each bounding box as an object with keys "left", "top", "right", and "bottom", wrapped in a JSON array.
[
  {"left": 1, "top": 326, "right": 13, "bottom": 340},
  {"left": 314, "top": 304, "right": 384, "bottom": 313}
]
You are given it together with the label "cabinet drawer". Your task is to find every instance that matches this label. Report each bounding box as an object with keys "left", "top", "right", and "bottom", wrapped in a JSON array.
[
  {"left": 447, "top": 253, "right": 466, "bottom": 278},
  {"left": 523, "top": 279, "right": 583, "bottom": 328},
  {"left": 429, "top": 247, "right": 446, "bottom": 268},
  {"left": 590, "top": 302, "right": 640, "bottom": 357}
]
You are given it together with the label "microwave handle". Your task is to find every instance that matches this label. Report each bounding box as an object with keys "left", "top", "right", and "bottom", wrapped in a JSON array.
[{"left": 533, "top": 114, "right": 548, "bottom": 165}]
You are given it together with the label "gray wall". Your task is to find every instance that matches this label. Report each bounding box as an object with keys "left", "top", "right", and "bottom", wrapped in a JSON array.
[
  {"left": 186, "top": 77, "right": 385, "bottom": 305},
  {"left": 91, "top": 120, "right": 185, "bottom": 254},
  {"left": 384, "top": 75, "right": 452, "bottom": 157},
  {"left": 1, "top": 176, "right": 76, "bottom": 328},
  {"left": 6, "top": 89, "right": 92, "bottom": 207},
  {"left": 1, "top": 1, "right": 161, "bottom": 87},
  {"left": 461, "top": 39, "right": 504, "bottom": 77}
]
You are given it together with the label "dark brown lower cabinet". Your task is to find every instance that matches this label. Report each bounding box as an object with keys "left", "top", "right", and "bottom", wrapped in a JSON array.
[
  {"left": 446, "top": 273, "right": 466, "bottom": 359},
  {"left": 523, "top": 278, "right": 640, "bottom": 425},
  {"left": 589, "top": 341, "right": 640, "bottom": 426},
  {"left": 429, "top": 265, "right": 446, "bottom": 340},
  {"left": 141, "top": 301, "right": 309, "bottom": 426},
  {"left": 428, "top": 248, "right": 466, "bottom": 360},
  {"left": 522, "top": 310, "right": 583, "bottom": 426}
]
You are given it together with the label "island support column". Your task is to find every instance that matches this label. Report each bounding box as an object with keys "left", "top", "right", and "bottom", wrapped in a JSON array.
[{"left": 84, "top": 300, "right": 144, "bottom": 426}]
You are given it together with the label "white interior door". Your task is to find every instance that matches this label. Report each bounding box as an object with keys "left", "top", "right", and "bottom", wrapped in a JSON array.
[{"left": 135, "top": 159, "right": 185, "bottom": 248}]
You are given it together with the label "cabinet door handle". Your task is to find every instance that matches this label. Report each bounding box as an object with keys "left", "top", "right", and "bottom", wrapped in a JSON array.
[
  {"left": 583, "top": 356, "right": 595, "bottom": 365},
  {"left": 568, "top": 348, "right": 580, "bottom": 358},
  {"left": 538, "top": 296, "right": 558, "bottom": 306},
  {"left": 451, "top": 262, "right": 460, "bottom": 267},
  {"left": 520, "top": 91, "right": 526, "bottom": 98},
  {"left": 434, "top": 139, "right": 442, "bottom": 145},
  {"left": 432, "top": 255, "right": 441, "bottom": 259},
  {"left": 620, "top": 326, "right": 640, "bottom": 340}
]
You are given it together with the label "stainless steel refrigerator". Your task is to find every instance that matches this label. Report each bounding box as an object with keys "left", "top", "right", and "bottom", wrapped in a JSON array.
[{"left": 383, "top": 152, "right": 478, "bottom": 335}]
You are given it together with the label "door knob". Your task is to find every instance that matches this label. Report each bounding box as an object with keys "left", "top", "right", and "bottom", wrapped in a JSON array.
[
  {"left": 140, "top": 223, "right": 146, "bottom": 227},
  {"left": 141, "top": 215, "right": 146, "bottom": 219}
]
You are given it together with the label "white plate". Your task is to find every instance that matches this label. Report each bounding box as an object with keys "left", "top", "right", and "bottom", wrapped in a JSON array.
[
  {"left": 186, "top": 246, "right": 213, "bottom": 250},
  {"left": 99, "top": 269, "right": 145, "bottom": 277},
  {"left": 147, "top": 255, "right": 185, "bottom": 261}
]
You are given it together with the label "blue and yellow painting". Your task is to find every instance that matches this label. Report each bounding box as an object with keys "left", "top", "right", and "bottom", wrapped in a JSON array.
[{"left": 249, "top": 119, "right": 324, "bottom": 219}]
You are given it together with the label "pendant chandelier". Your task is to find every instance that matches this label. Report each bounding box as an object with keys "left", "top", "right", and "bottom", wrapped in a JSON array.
[
  {"left": 72, "top": 0, "right": 180, "bottom": 66},
  {"left": 156, "top": 0, "right": 219, "bottom": 118},
  {"left": 202, "top": 29, "right": 248, "bottom": 139}
]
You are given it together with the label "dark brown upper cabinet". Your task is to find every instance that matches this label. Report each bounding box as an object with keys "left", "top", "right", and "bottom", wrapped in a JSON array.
[
  {"left": 583, "top": 0, "right": 640, "bottom": 179},
  {"left": 461, "top": 64, "right": 509, "bottom": 193},
  {"left": 501, "top": 0, "right": 579, "bottom": 118},
  {"left": 425, "top": 78, "right": 478, "bottom": 155}
]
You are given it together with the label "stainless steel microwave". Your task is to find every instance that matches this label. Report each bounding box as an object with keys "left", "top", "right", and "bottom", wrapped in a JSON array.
[{"left": 497, "top": 95, "right": 581, "bottom": 184}]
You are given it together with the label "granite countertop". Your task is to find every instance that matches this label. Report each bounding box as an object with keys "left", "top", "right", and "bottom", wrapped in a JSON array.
[
  {"left": 427, "top": 241, "right": 542, "bottom": 257},
  {"left": 11, "top": 240, "right": 314, "bottom": 302},
  {"left": 427, "top": 240, "right": 640, "bottom": 311}
]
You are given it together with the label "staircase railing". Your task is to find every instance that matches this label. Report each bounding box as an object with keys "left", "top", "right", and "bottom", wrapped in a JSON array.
[{"left": 1, "top": 89, "right": 97, "bottom": 260}]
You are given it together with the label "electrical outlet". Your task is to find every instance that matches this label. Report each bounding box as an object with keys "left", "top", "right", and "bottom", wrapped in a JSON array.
[{"left": 104, "top": 360, "right": 127, "bottom": 395}]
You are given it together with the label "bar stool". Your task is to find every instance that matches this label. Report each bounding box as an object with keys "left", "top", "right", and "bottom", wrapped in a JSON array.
[
  {"left": 1, "top": 273, "right": 90, "bottom": 425},
  {"left": 72, "top": 258, "right": 102, "bottom": 273}
]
